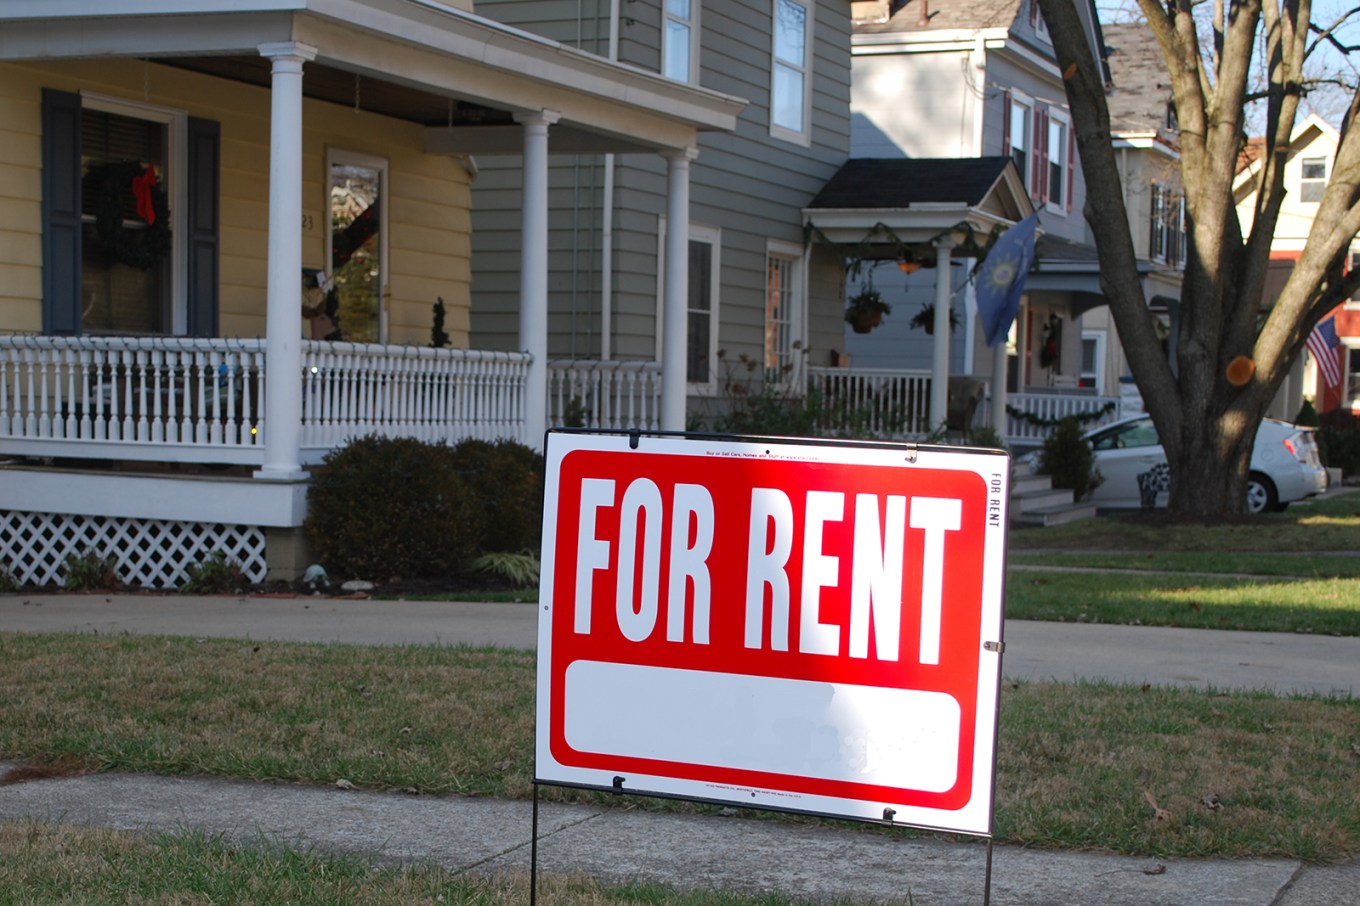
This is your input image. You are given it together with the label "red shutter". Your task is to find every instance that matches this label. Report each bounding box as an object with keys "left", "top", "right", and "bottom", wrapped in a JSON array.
[
  {"left": 1033, "top": 109, "right": 1048, "bottom": 203},
  {"left": 1066, "top": 125, "right": 1075, "bottom": 213},
  {"left": 1001, "top": 90, "right": 1012, "bottom": 156}
]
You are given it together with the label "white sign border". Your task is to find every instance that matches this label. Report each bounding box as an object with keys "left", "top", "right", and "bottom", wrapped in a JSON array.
[{"left": 535, "top": 430, "right": 1010, "bottom": 836}]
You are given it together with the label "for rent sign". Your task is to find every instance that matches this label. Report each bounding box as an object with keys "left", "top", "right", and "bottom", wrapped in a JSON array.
[{"left": 535, "top": 431, "right": 1009, "bottom": 835}]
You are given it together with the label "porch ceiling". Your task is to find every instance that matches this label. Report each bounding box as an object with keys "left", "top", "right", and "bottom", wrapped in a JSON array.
[{"left": 0, "top": 0, "right": 745, "bottom": 155}]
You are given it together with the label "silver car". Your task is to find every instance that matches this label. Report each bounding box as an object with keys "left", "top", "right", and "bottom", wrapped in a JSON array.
[{"left": 1080, "top": 415, "right": 1328, "bottom": 513}]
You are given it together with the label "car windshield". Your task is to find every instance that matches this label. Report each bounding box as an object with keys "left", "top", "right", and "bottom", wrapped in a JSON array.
[{"left": 1090, "top": 418, "right": 1160, "bottom": 451}]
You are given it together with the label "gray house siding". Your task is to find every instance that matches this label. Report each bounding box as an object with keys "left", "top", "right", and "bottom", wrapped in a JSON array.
[
  {"left": 851, "top": 50, "right": 973, "bottom": 158},
  {"left": 470, "top": 0, "right": 851, "bottom": 408}
]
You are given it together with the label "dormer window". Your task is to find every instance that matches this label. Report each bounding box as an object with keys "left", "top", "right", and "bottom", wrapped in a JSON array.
[{"left": 1301, "top": 157, "right": 1327, "bottom": 203}]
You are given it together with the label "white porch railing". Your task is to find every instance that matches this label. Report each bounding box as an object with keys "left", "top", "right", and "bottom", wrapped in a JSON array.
[
  {"left": 807, "top": 366, "right": 933, "bottom": 437},
  {"left": 547, "top": 359, "right": 662, "bottom": 432},
  {"left": 300, "top": 342, "right": 529, "bottom": 455},
  {"left": 992, "top": 390, "right": 1121, "bottom": 444},
  {"left": 0, "top": 336, "right": 267, "bottom": 464},
  {"left": 0, "top": 335, "right": 531, "bottom": 464},
  {"left": 0, "top": 335, "right": 1122, "bottom": 465}
]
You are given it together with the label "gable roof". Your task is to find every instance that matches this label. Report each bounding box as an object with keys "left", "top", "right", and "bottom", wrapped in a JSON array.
[
  {"left": 803, "top": 157, "right": 1034, "bottom": 252},
  {"left": 808, "top": 157, "right": 1016, "bottom": 209},
  {"left": 1234, "top": 113, "right": 1339, "bottom": 196}
]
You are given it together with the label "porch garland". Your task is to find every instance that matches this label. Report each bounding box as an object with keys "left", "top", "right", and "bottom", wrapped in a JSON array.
[
  {"left": 1005, "top": 401, "right": 1115, "bottom": 429},
  {"left": 91, "top": 160, "right": 171, "bottom": 270}
]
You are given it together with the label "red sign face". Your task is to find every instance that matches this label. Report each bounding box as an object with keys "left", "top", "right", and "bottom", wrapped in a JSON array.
[{"left": 535, "top": 432, "right": 1009, "bottom": 834}]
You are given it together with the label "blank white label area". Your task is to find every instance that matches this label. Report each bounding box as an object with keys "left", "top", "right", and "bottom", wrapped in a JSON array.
[{"left": 562, "top": 661, "right": 962, "bottom": 794}]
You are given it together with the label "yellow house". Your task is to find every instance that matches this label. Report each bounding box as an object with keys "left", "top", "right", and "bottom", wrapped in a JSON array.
[{"left": 0, "top": 0, "right": 742, "bottom": 585}]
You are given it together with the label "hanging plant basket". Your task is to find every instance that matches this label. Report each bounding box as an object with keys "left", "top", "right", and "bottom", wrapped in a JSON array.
[
  {"left": 845, "top": 288, "right": 891, "bottom": 334},
  {"left": 89, "top": 160, "right": 171, "bottom": 270},
  {"left": 908, "top": 303, "right": 960, "bottom": 336}
]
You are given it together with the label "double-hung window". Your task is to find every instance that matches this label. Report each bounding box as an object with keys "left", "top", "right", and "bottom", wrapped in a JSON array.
[
  {"left": 1150, "top": 182, "right": 1186, "bottom": 269},
  {"left": 764, "top": 242, "right": 803, "bottom": 385},
  {"left": 771, "top": 0, "right": 812, "bottom": 143},
  {"left": 79, "top": 99, "right": 180, "bottom": 334},
  {"left": 657, "top": 221, "right": 721, "bottom": 391},
  {"left": 1046, "top": 114, "right": 1068, "bottom": 210},
  {"left": 1300, "top": 157, "right": 1327, "bottom": 203},
  {"left": 663, "top": 0, "right": 698, "bottom": 83},
  {"left": 1003, "top": 93, "right": 1032, "bottom": 193},
  {"left": 42, "top": 88, "right": 219, "bottom": 337}
]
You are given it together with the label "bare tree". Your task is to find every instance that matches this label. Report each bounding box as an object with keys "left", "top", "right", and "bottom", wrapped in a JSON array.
[{"left": 1037, "top": 0, "right": 1360, "bottom": 518}]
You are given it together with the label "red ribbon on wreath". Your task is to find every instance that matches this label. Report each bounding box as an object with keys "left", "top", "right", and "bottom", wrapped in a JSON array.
[{"left": 131, "top": 165, "right": 159, "bottom": 225}]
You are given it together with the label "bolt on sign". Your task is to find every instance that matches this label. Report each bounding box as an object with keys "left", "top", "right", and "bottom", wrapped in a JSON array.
[{"left": 535, "top": 430, "right": 1010, "bottom": 836}]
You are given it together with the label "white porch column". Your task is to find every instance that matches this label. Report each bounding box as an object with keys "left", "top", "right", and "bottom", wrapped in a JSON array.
[
  {"left": 929, "top": 238, "right": 954, "bottom": 433},
  {"left": 255, "top": 41, "right": 316, "bottom": 481},
  {"left": 515, "top": 111, "right": 558, "bottom": 449},
  {"left": 660, "top": 148, "right": 695, "bottom": 432},
  {"left": 991, "top": 336, "right": 1009, "bottom": 441}
]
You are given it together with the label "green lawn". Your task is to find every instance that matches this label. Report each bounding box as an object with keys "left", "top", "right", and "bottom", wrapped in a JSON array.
[{"left": 1, "top": 633, "right": 1356, "bottom": 863}]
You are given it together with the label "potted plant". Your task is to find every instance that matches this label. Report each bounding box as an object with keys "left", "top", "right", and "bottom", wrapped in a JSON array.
[
  {"left": 908, "top": 303, "right": 961, "bottom": 335},
  {"left": 844, "top": 288, "right": 891, "bottom": 333}
]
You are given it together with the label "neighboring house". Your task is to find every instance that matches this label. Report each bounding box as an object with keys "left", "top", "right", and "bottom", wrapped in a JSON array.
[
  {"left": 0, "top": 0, "right": 743, "bottom": 586},
  {"left": 1092, "top": 22, "right": 1186, "bottom": 408},
  {"left": 1234, "top": 113, "right": 1357, "bottom": 419},
  {"left": 812, "top": 0, "right": 1113, "bottom": 440},
  {"left": 467, "top": 0, "right": 852, "bottom": 428},
  {"left": 810, "top": 1, "right": 1183, "bottom": 441}
]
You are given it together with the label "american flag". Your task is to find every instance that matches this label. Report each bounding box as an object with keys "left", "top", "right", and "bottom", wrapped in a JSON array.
[{"left": 1307, "top": 314, "right": 1343, "bottom": 391}]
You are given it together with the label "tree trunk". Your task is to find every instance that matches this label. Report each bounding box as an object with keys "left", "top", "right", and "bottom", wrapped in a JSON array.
[
  {"left": 1033, "top": 0, "right": 1355, "bottom": 520},
  {"left": 1166, "top": 415, "right": 1255, "bottom": 519}
]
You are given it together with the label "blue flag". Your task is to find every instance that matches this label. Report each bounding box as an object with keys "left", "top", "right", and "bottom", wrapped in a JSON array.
[{"left": 976, "top": 213, "right": 1039, "bottom": 347}]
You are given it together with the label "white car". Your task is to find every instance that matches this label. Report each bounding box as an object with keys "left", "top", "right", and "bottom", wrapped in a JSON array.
[{"left": 1075, "top": 414, "right": 1328, "bottom": 513}]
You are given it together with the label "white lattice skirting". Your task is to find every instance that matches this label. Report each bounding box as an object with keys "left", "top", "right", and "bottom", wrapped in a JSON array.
[{"left": 1, "top": 511, "right": 268, "bottom": 589}]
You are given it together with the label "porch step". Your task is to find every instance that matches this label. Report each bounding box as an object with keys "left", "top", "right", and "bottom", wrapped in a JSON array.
[
  {"left": 1011, "top": 486, "right": 1078, "bottom": 513},
  {"left": 1013, "top": 500, "right": 1100, "bottom": 527},
  {"left": 1007, "top": 462, "right": 1097, "bottom": 527}
]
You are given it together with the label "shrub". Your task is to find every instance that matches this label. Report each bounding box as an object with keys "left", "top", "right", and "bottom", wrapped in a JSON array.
[
  {"left": 449, "top": 439, "right": 546, "bottom": 553},
  {"left": 1317, "top": 410, "right": 1360, "bottom": 478},
  {"left": 1037, "top": 416, "right": 1104, "bottom": 501},
  {"left": 472, "top": 551, "right": 540, "bottom": 588},
  {"left": 181, "top": 552, "right": 248, "bottom": 594},
  {"left": 306, "top": 435, "right": 483, "bottom": 580},
  {"left": 965, "top": 425, "right": 1007, "bottom": 451},
  {"left": 62, "top": 549, "right": 120, "bottom": 591}
]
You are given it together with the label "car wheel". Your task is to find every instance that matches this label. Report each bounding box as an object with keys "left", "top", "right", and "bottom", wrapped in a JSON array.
[{"left": 1246, "top": 472, "right": 1278, "bottom": 514}]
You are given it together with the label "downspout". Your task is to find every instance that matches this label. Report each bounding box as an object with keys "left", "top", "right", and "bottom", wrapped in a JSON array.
[
  {"left": 600, "top": 0, "right": 621, "bottom": 360},
  {"left": 963, "top": 33, "right": 986, "bottom": 377}
]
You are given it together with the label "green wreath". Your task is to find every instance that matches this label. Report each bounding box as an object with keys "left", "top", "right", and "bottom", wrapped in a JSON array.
[{"left": 90, "top": 160, "right": 171, "bottom": 270}]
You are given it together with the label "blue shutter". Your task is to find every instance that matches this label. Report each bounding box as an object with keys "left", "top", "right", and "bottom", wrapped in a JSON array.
[
  {"left": 41, "top": 88, "right": 82, "bottom": 335},
  {"left": 185, "top": 117, "right": 220, "bottom": 337}
]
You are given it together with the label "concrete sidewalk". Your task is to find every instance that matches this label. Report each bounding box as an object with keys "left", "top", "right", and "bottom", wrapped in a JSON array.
[
  {"left": 2, "top": 593, "right": 1355, "bottom": 695},
  {"left": 1, "top": 593, "right": 1357, "bottom": 904}
]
